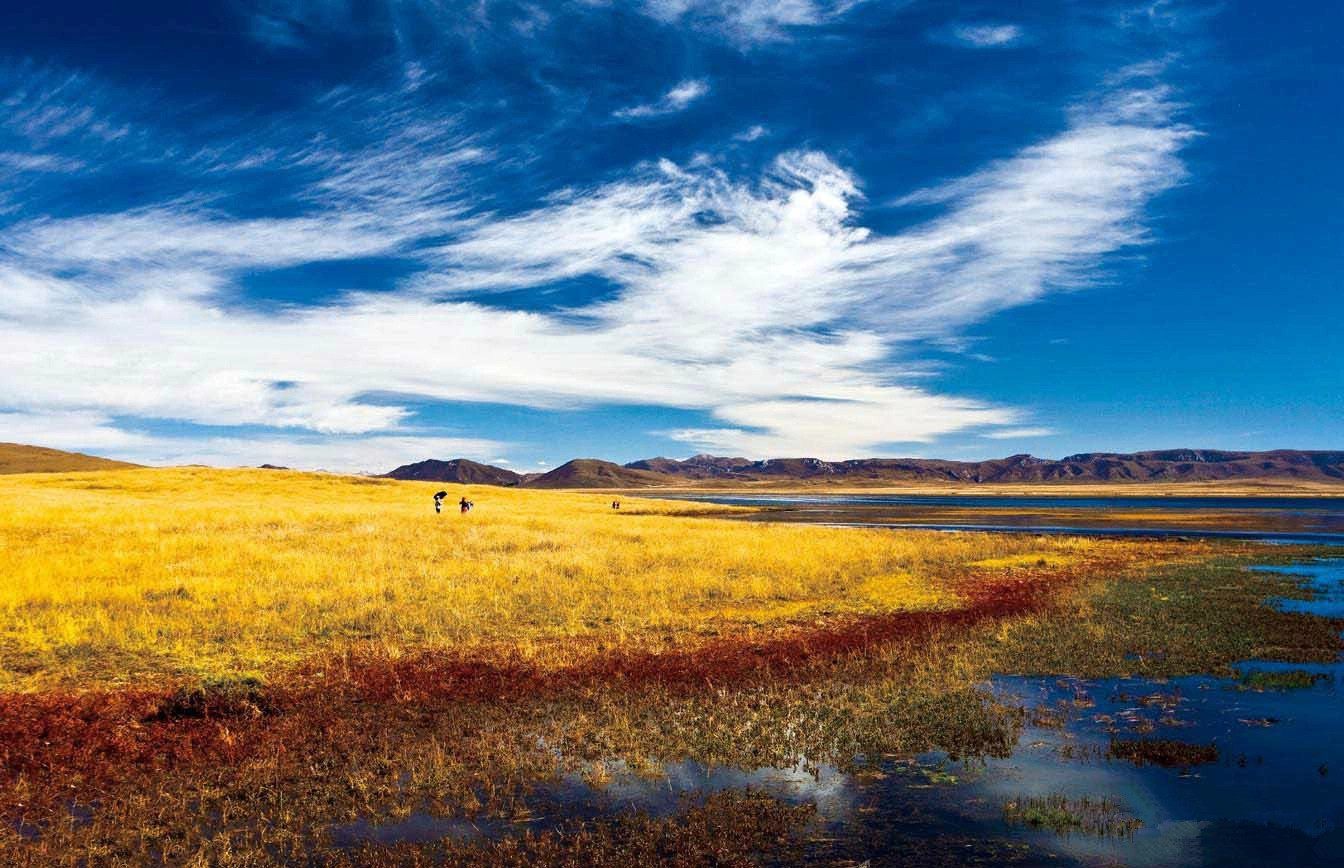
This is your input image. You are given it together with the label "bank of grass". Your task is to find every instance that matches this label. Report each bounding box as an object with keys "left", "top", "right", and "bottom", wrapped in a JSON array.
[
  {"left": 983, "top": 555, "right": 1344, "bottom": 679},
  {"left": 0, "top": 467, "right": 1110, "bottom": 690}
]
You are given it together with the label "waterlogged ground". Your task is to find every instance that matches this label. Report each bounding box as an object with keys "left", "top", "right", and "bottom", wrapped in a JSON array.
[
  {"left": 311, "top": 560, "right": 1344, "bottom": 867},
  {"left": 4, "top": 470, "right": 1344, "bottom": 866},
  {"left": 871, "top": 559, "right": 1344, "bottom": 866}
]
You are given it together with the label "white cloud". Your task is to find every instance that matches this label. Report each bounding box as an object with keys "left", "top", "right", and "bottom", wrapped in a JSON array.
[
  {"left": 667, "top": 391, "right": 1015, "bottom": 457},
  {"left": 0, "top": 410, "right": 159, "bottom": 452},
  {"left": 613, "top": 79, "right": 710, "bottom": 120},
  {"left": 240, "top": 0, "right": 864, "bottom": 53},
  {"left": 0, "top": 69, "right": 1192, "bottom": 462},
  {"left": 0, "top": 151, "right": 85, "bottom": 173},
  {"left": 982, "top": 427, "right": 1054, "bottom": 440},
  {"left": 641, "top": 0, "right": 865, "bottom": 46},
  {"left": 0, "top": 65, "right": 131, "bottom": 146},
  {"left": 143, "top": 434, "right": 504, "bottom": 474},
  {"left": 949, "top": 23, "right": 1022, "bottom": 48},
  {"left": 735, "top": 124, "right": 770, "bottom": 142},
  {"left": 6, "top": 206, "right": 422, "bottom": 275},
  {"left": 0, "top": 410, "right": 502, "bottom": 473}
]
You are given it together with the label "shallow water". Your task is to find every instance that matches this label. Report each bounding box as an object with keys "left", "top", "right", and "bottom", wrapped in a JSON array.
[
  {"left": 666, "top": 493, "right": 1344, "bottom": 543},
  {"left": 336, "top": 560, "right": 1344, "bottom": 866},
  {"left": 673, "top": 495, "right": 1344, "bottom": 511}
]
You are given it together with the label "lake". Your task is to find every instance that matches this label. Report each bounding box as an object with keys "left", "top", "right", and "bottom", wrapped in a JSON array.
[{"left": 664, "top": 493, "right": 1344, "bottom": 544}]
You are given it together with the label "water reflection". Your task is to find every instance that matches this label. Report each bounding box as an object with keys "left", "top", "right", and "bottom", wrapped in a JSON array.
[{"left": 576, "top": 757, "right": 856, "bottom": 822}]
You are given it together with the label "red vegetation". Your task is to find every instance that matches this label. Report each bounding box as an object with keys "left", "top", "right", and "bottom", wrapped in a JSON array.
[
  {"left": 335, "top": 570, "right": 1060, "bottom": 704},
  {"left": 0, "top": 567, "right": 1075, "bottom": 818}
]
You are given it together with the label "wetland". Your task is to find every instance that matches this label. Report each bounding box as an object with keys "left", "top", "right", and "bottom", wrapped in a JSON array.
[{"left": 1, "top": 469, "right": 1341, "bottom": 866}]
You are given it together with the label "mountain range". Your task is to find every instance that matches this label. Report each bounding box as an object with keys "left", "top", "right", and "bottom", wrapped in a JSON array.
[
  {"left": 3, "top": 443, "right": 1341, "bottom": 487},
  {"left": 384, "top": 449, "right": 1344, "bottom": 488}
]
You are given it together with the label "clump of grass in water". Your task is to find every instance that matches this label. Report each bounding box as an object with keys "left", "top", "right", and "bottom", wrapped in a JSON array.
[
  {"left": 1107, "top": 738, "right": 1219, "bottom": 768},
  {"left": 1003, "top": 794, "right": 1143, "bottom": 838},
  {"left": 1234, "top": 669, "right": 1333, "bottom": 691}
]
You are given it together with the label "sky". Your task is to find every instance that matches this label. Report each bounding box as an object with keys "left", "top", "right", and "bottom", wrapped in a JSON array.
[{"left": 0, "top": 0, "right": 1339, "bottom": 473}]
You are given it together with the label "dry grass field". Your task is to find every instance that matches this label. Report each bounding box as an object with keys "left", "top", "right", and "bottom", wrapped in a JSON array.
[{"left": 0, "top": 467, "right": 1116, "bottom": 690}]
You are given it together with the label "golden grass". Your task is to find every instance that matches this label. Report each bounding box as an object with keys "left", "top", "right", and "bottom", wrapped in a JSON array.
[{"left": 0, "top": 467, "right": 1108, "bottom": 690}]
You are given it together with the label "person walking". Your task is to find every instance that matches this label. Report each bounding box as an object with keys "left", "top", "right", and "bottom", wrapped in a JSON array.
[{"left": 433, "top": 491, "right": 447, "bottom": 513}]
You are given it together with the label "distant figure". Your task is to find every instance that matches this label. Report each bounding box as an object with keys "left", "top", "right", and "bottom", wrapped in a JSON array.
[
  {"left": 611, "top": 500, "right": 621, "bottom": 510},
  {"left": 433, "top": 490, "right": 447, "bottom": 513},
  {"left": 460, "top": 496, "right": 473, "bottom": 514}
]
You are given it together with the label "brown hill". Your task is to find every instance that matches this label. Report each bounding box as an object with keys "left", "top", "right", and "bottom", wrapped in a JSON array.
[
  {"left": 524, "top": 459, "right": 670, "bottom": 489},
  {"left": 0, "top": 443, "right": 141, "bottom": 474},
  {"left": 383, "top": 458, "right": 521, "bottom": 486},
  {"left": 626, "top": 454, "right": 755, "bottom": 478}
]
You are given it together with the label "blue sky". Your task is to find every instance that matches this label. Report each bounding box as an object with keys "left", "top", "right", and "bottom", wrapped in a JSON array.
[{"left": 0, "top": 0, "right": 1339, "bottom": 472}]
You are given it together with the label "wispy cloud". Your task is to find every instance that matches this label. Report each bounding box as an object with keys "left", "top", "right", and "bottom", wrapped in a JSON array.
[
  {"left": 0, "top": 151, "right": 85, "bottom": 173},
  {"left": 6, "top": 205, "right": 420, "bottom": 275},
  {"left": 949, "top": 23, "right": 1023, "bottom": 48},
  {"left": 641, "top": 0, "right": 866, "bottom": 46},
  {"left": 982, "top": 427, "right": 1054, "bottom": 439},
  {"left": 240, "top": 0, "right": 866, "bottom": 52},
  {"left": 0, "top": 63, "right": 147, "bottom": 210},
  {"left": 0, "top": 49, "right": 1194, "bottom": 465},
  {"left": 1, "top": 64, "right": 132, "bottom": 145},
  {"left": 613, "top": 79, "right": 711, "bottom": 120}
]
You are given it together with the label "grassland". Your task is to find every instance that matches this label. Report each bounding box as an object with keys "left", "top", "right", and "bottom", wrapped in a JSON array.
[
  {"left": 0, "top": 467, "right": 1340, "bottom": 866},
  {"left": 0, "top": 467, "right": 1122, "bottom": 690}
]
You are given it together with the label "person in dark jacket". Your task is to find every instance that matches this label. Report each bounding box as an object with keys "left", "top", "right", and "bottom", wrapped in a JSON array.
[{"left": 433, "top": 491, "right": 447, "bottom": 513}]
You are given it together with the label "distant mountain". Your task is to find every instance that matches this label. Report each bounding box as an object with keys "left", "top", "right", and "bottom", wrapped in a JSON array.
[
  {"left": 524, "top": 459, "right": 670, "bottom": 489},
  {"left": 620, "top": 450, "right": 1344, "bottom": 486},
  {"left": 380, "top": 449, "right": 1344, "bottom": 489},
  {"left": 383, "top": 458, "right": 522, "bottom": 486},
  {"left": 0, "top": 443, "right": 142, "bottom": 474},
  {"left": 625, "top": 454, "right": 755, "bottom": 478}
]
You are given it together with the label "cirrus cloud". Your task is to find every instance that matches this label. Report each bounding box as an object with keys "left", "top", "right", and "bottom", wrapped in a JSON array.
[{"left": 0, "top": 50, "right": 1192, "bottom": 468}]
